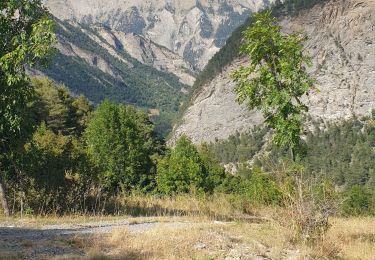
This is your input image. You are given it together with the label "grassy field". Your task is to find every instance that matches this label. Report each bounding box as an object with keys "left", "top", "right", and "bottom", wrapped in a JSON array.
[
  {"left": 0, "top": 195, "right": 374, "bottom": 259},
  {"left": 73, "top": 217, "right": 374, "bottom": 260}
]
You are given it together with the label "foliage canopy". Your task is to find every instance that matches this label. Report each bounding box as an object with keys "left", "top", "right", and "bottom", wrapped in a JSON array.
[
  {"left": 232, "top": 10, "right": 313, "bottom": 153},
  {"left": 0, "top": 0, "right": 56, "bottom": 152},
  {"left": 85, "top": 100, "right": 160, "bottom": 193}
]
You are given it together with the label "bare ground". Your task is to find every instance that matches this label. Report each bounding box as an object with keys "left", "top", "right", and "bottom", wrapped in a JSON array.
[
  {"left": 0, "top": 220, "right": 193, "bottom": 259},
  {"left": 0, "top": 217, "right": 302, "bottom": 260},
  {"left": 1, "top": 216, "right": 373, "bottom": 259}
]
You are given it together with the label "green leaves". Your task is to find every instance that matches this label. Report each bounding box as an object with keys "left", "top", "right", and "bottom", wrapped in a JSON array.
[
  {"left": 84, "top": 99, "right": 159, "bottom": 193},
  {"left": 0, "top": 0, "right": 56, "bottom": 153},
  {"left": 156, "top": 136, "right": 205, "bottom": 194},
  {"left": 156, "top": 136, "right": 225, "bottom": 195},
  {"left": 232, "top": 10, "right": 314, "bottom": 152}
]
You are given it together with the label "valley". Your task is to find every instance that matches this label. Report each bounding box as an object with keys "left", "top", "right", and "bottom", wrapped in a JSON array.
[
  {"left": 1, "top": 0, "right": 375, "bottom": 259},
  {"left": 37, "top": 0, "right": 274, "bottom": 136}
]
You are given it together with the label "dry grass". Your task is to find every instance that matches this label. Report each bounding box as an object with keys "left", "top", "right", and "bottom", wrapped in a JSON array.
[
  {"left": 0, "top": 194, "right": 258, "bottom": 228},
  {"left": 72, "top": 216, "right": 375, "bottom": 260},
  {"left": 83, "top": 221, "right": 294, "bottom": 260},
  {"left": 117, "top": 193, "right": 256, "bottom": 220},
  {"left": 1, "top": 195, "right": 375, "bottom": 259},
  {"left": 0, "top": 252, "right": 23, "bottom": 260},
  {"left": 320, "top": 217, "right": 375, "bottom": 259}
]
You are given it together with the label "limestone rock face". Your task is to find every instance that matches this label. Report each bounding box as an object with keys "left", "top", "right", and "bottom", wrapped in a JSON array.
[
  {"left": 171, "top": 0, "right": 375, "bottom": 144},
  {"left": 85, "top": 25, "right": 197, "bottom": 86},
  {"left": 44, "top": 0, "right": 273, "bottom": 71}
]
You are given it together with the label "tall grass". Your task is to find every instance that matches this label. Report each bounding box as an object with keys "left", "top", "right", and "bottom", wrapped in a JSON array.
[{"left": 112, "top": 193, "right": 257, "bottom": 221}]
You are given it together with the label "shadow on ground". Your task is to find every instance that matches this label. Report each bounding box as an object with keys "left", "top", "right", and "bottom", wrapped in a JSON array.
[
  {"left": 0, "top": 222, "right": 164, "bottom": 259},
  {"left": 0, "top": 226, "right": 86, "bottom": 259}
]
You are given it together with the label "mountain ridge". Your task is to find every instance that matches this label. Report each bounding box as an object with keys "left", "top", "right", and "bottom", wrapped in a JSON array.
[
  {"left": 39, "top": 0, "right": 275, "bottom": 136},
  {"left": 43, "top": 0, "right": 274, "bottom": 70}
]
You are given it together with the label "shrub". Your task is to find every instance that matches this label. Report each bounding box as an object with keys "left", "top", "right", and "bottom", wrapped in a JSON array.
[
  {"left": 342, "top": 185, "right": 374, "bottom": 216},
  {"left": 279, "top": 164, "right": 339, "bottom": 244},
  {"left": 157, "top": 136, "right": 207, "bottom": 194},
  {"left": 85, "top": 99, "right": 159, "bottom": 193}
]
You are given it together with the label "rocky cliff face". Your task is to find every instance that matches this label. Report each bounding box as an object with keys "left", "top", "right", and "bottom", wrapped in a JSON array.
[
  {"left": 44, "top": 0, "right": 273, "bottom": 71},
  {"left": 71, "top": 24, "right": 197, "bottom": 86},
  {"left": 171, "top": 0, "right": 375, "bottom": 144}
]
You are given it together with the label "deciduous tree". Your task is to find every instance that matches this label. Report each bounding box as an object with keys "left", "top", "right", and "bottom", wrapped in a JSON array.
[
  {"left": 231, "top": 10, "right": 314, "bottom": 160},
  {"left": 0, "top": 0, "right": 56, "bottom": 215},
  {"left": 85, "top": 100, "right": 159, "bottom": 193}
]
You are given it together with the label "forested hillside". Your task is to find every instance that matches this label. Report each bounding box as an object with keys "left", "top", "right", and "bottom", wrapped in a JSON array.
[
  {"left": 208, "top": 115, "right": 375, "bottom": 190},
  {"left": 38, "top": 19, "right": 189, "bottom": 136}
]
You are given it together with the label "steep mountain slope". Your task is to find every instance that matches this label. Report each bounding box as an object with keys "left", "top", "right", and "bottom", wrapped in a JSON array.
[
  {"left": 39, "top": 0, "right": 275, "bottom": 136},
  {"left": 171, "top": 0, "right": 375, "bottom": 144},
  {"left": 43, "top": 0, "right": 273, "bottom": 70},
  {"left": 37, "top": 19, "right": 189, "bottom": 136}
]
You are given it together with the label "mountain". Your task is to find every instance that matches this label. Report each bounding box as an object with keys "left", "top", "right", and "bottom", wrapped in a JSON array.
[
  {"left": 171, "top": 0, "right": 375, "bottom": 144},
  {"left": 33, "top": 19, "right": 189, "bottom": 136},
  {"left": 43, "top": 0, "right": 273, "bottom": 70},
  {"left": 39, "top": 0, "right": 274, "bottom": 136}
]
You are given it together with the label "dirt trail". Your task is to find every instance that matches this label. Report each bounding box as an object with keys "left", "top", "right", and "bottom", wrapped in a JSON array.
[
  {"left": 0, "top": 220, "right": 191, "bottom": 259},
  {"left": 0, "top": 219, "right": 302, "bottom": 259}
]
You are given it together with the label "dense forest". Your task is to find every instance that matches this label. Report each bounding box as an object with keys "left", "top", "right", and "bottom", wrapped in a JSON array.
[
  {"left": 0, "top": 78, "right": 226, "bottom": 214},
  {"left": 209, "top": 116, "right": 375, "bottom": 189},
  {"left": 207, "top": 115, "right": 375, "bottom": 215}
]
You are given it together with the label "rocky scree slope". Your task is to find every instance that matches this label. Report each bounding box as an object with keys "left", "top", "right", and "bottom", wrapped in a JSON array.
[{"left": 171, "top": 0, "right": 375, "bottom": 144}]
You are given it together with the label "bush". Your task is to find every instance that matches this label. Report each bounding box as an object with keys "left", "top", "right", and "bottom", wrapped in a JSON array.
[
  {"left": 214, "top": 165, "right": 282, "bottom": 206},
  {"left": 342, "top": 186, "right": 375, "bottom": 216},
  {"left": 279, "top": 164, "right": 339, "bottom": 244},
  {"left": 157, "top": 136, "right": 207, "bottom": 194},
  {"left": 85, "top": 99, "right": 160, "bottom": 193}
]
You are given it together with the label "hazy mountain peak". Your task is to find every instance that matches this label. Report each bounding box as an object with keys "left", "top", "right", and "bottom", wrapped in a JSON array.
[{"left": 44, "top": 0, "right": 273, "bottom": 69}]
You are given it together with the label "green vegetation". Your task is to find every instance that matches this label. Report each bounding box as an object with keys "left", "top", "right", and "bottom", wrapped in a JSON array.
[
  {"left": 207, "top": 116, "right": 375, "bottom": 216},
  {"left": 230, "top": 10, "right": 332, "bottom": 242},
  {"left": 342, "top": 185, "right": 375, "bottom": 216},
  {"left": 0, "top": 77, "right": 291, "bottom": 215},
  {"left": 156, "top": 136, "right": 226, "bottom": 195},
  {"left": 7, "top": 78, "right": 95, "bottom": 214},
  {"left": 85, "top": 99, "right": 160, "bottom": 193},
  {"left": 40, "top": 19, "right": 189, "bottom": 137},
  {"left": 232, "top": 10, "right": 313, "bottom": 156},
  {"left": 1, "top": 0, "right": 372, "bottom": 227},
  {"left": 209, "top": 127, "right": 268, "bottom": 164},
  {"left": 177, "top": 0, "right": 329, "bottom": 124},
  {"left": 0, "top": 0, "right": 56, "bottom": 216},
  {"left": 1, "top": 77, "right": 374, "bottom": 218}
]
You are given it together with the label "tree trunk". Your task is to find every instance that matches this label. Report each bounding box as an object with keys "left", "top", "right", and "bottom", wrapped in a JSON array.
[
  {"left": 290, "top": 147, "right": 295, "bottom": 162},
  {"left": 0, "top": 176, "right": 10, "bottom": 217}
]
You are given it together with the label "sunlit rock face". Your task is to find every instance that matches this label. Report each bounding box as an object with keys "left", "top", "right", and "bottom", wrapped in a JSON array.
[{"left": 171, "top": 0, "right": 375, "bottom": 144}]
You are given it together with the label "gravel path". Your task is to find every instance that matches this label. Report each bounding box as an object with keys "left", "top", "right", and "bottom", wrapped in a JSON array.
[
  {"left": 0, "top": 220, "right": 189, "bottom": 237},
  {"left": 0, "top": 220, "right": 190, "bottom": 259},
  {"left": 0, "top": 220, "right": 302, "bottom": 260}
]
